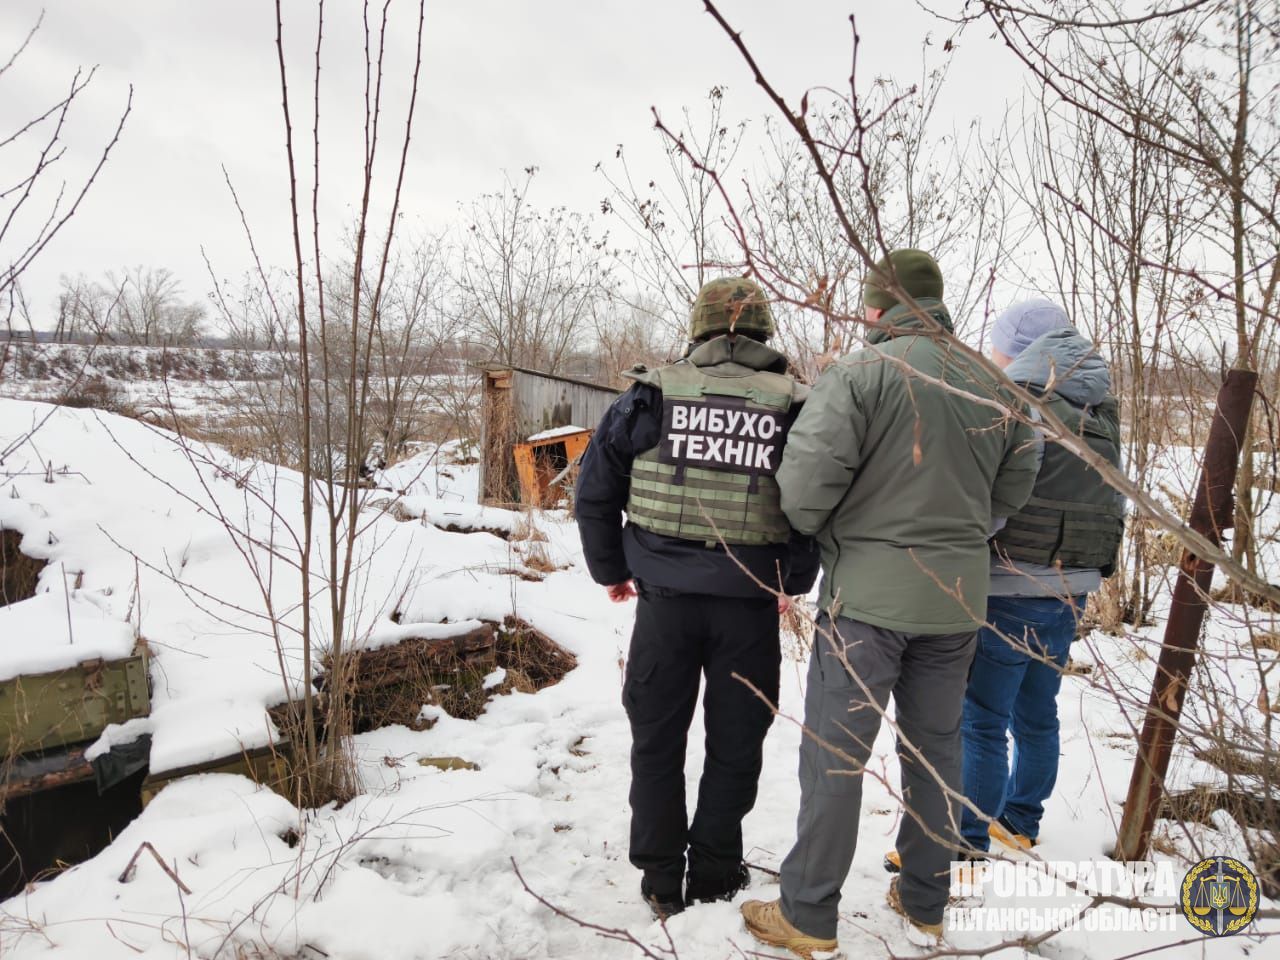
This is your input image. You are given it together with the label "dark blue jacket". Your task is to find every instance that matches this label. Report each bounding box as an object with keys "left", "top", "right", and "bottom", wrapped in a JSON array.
[{"left": 575, "top": 382, "right": 820, "bottom": 599}]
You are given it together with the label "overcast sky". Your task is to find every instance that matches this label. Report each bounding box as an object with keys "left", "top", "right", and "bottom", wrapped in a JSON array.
[{"left": 1, "top": 1, "right": 1026, "bottom": 325}]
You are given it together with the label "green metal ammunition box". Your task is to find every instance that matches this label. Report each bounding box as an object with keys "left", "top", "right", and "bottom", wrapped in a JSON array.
[
  {"left": 0, "top": 645, "right": 150, "bottom": 757},
  {"left": 140, "top": 742, "right": 293, "bottom": 806}
]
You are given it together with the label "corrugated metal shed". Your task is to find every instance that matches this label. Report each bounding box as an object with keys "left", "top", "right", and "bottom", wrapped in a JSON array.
[{"left": 479, "top": 366, "right": 619, "bottom": 506}]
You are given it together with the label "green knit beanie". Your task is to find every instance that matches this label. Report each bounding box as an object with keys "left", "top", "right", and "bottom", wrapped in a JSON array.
[{"left": 863, "top": 249, "right": 944, "bottom": 310}]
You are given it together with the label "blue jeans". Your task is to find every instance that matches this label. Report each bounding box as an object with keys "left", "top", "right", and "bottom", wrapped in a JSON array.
[{"left": 960, "top": 594, "right": 1082, "bottom": 851}]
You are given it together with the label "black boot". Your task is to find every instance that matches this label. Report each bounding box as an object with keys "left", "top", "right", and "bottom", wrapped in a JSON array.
[
  {"left": 641, "top": 877, "right": 685, "bottom": 920},
  {"left": 685, "top": 862, "right": 750, "bottom": 904}
]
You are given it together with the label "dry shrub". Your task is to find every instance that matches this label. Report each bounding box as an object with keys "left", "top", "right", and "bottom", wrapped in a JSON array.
[
  {"left": 1254, "top": 839, "right": 1280, "bottom": 900},
  {"left": 781, "top": 603, "right": 814, "bottom": 661},
  {"left": 511, "top": 511, "right": 549, "bottom": 543},
  {"left": 480, "top": 373, "right": 520, "bottom": 506},
  {"left": 497, "top": 566, "right": 545, "bottom": 583},
  {"left": 1140, "top": 522, "right": 1182, "bottom": 568},
  {"left": 1251, "top": 630, "right": 1280, "bottom": 653},
  {"left": 1130, "top": 485, "right": 1190, "bottom": 573},
  {"left": 1084, "top": 578, "right": 1127, "bottom": 636},
  {"left": 1160, "top": 784, "right": 1278, "bottom": 836},
  {"left": 1194, "top": 744, "right": 1280, "bottom": 782},
  {"left": 54, "top": 377, "right": 138, "bottom": 419},
  {"left": 366, "top": 497, "right": 418, "bottom": 523},
  {"left": 331, "top": 625, "right": 497, "bottom": 731},
  {"left": 162, "top": 411, "right": 275, "bottom": 463},
  {"left": 521, "top": 538, "right": 560, "bottom": 575},
  {"left": 1148, "top": 828, "right": 1180, "bottom": 858},
  {"left": 0, "top": 529, "right": 42, "bottom": 607},
  {"left": 1210, "top": 581, "right": 1280, "bottom": 612}
]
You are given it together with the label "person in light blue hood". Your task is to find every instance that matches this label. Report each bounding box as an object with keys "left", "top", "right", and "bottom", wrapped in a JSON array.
[{"left": 960, "top": 298, "right": 1125, "bottom": 854}]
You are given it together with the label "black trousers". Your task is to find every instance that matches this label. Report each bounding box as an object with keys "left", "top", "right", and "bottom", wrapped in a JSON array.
[{"left": 622, "top": 583, "right": 781, "bottom": 893}]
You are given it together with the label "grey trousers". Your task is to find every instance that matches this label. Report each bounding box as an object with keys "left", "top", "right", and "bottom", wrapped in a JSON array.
[{"left": 779, "top": 614, "right": 977, "bottom": 937}]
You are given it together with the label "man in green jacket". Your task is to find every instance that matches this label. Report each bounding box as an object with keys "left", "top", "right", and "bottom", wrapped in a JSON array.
[{"left": 742, "top": 250, "right": 1039, "bottom": 955}]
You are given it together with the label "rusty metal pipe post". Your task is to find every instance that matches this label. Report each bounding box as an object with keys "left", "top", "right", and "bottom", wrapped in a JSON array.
[{"left": 1114, "top": 368, "right": 1257, "bottom": 861}]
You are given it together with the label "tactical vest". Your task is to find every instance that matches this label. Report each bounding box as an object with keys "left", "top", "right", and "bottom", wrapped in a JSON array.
[
  {"left": 992, "top": 393, "right": 1125, "bottom": 576},
  {"left": 623, "top": 356, "right": 799, "bottom": 548}
]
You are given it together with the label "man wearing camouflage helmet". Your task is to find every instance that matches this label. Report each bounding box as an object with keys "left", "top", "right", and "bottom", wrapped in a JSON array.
[{"left": 576, "top": 276, "right": 819, "bottom": 919}]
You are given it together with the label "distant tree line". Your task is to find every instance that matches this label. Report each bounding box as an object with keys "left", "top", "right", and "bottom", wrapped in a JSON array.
[{"left": 51, "top": 266, "right": 206, "bottom": 347}]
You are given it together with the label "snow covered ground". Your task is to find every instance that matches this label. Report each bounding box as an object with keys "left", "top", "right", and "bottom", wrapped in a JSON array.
[
  {"left": 0, "top": 344, "right": 478, "bottom": 434},
  {"left": 0, "top": 398, "right": 1276, "bottom": 958}
]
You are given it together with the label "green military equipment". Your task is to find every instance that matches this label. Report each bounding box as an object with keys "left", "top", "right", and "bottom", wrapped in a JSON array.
[
  {"left": 0, "top": 644, "right": 150, "bottom": 756},
  {"left": 689, "top": 277, "right": 775, "bottom": 341},
  {"left": 991, "top": 394, "right": 1125, "bottom": 576},
  {"left": 623, "top": 335, "right": 799, "bottom": 547},
  {"left": 141, "top": 741, "right": 292, "bottom": 806}
]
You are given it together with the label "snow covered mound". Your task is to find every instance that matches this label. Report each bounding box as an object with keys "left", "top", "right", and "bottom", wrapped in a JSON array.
[{"left": 0, "top": 398, "right": 579, "bottom": 773}]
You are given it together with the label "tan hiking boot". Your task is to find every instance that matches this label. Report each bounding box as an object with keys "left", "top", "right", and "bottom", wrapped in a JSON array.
[
  {"left": 741, "top": 898, "right": 839, "bottom": 959},
  {"left": 949, "top": 857, "right": 987, "bottom": 900},
  {"left": 885, "top": 849, "right": 985, "bottom": 900},
  {"left": 988, "top": 819, "right": 1036, "bottom": 852},
  {"left": 886, "top": 876, "right": 944, "bottom": 947}
]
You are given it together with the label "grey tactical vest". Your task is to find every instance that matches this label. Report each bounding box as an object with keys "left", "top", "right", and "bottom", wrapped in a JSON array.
[
  {"left": 623, "top": 338, "right": 802, "bottom": 548},
  {"left": 992, "top": 392, "right": 1124, "bottom": 576}
]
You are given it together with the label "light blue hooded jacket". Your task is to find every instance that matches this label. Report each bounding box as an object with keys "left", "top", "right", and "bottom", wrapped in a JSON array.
[{"left": 989, "top": 327, "right": 1121, "bottom": 598}]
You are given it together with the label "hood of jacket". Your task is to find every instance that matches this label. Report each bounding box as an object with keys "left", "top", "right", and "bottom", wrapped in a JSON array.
[
  {"left": 686, "top": 334, "right": 789, "bottom": 374},
  {"left": 1005, "top": 327, "right": 1110, "bottom": 407},
  {"left": 866, "top": 298, "right": 954, "bottom": 345}
]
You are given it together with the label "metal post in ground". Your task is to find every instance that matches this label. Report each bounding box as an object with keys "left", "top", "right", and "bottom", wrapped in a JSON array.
[{"left": 1113, "top": 368, "right": 1257, "bottom": 861}]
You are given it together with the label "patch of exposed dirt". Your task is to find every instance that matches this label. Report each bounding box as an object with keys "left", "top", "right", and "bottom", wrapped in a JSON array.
[
  {"left": 495, "top": 616, "right": 577, "bottom": 691},
  {"left": 300, "top": 617, "right": 578, "bottom": 737},
  {"left": 367, "top": 497, "right": 515, "bottom": 541},
  {"left": 1, "top": 529, "right": 43, "bottom": 607}
]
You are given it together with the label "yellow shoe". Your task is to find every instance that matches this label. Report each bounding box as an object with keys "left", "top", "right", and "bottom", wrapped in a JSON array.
[
  {"left": 886, "top": 877, "right": 944, "bottom": 947},
  {"left": 883, "top": 849, "right": 901, "bottom": 873},
  {"left": 741, "top": 898, "right": 839, "bottom": 959},
  {"left": 989, "top": 820, "right": 1036, "bottom": 852}
]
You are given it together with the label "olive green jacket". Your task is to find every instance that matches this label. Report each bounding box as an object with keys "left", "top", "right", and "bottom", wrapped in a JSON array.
[{"left": 777, "top": 300, "right": 1038, "bottom": 633}]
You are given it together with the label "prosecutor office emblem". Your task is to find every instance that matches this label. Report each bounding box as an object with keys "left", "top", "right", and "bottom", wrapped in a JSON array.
[{"left": 1179, "top": 856, "right": 1258, "bottom": 936}]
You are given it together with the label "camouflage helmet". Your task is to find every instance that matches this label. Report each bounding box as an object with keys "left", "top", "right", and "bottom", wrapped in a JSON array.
[{"left": 688, "top": 277, "right": 775, "bottom": 341}]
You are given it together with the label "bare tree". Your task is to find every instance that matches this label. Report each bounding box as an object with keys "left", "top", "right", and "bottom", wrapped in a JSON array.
[
  {"left": 598, "top": 85, "right": 745, "bottom": 350},
  {"left": 0, "top": 14, "right": 131, "bottom": 301},
  {"left": 1006, "top": 71, "right": 1202, "bottom": 625},
  {"left": 233, "top": 0, "right": 430, "bottom": 803},
  {"left": 319, "top": 227, "right": 460, "bottom": 461},
  {"left": 972, "top": 0, "right": 1280, "bottom": 584},
  {"left": 106, "top": 265, "right": 206, "bottom": 346},
  {"left": 0, "top": 12, "right": 130, "bottom": 378},
  {"left": 456, "top": 169, "right": 612, "bottom": 375},
  {"left": 741, "top": 50, "right": 1025, "bottom": 378},
  {"left": 589, "top": 298, "right": 673, "bottom": 388}
]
